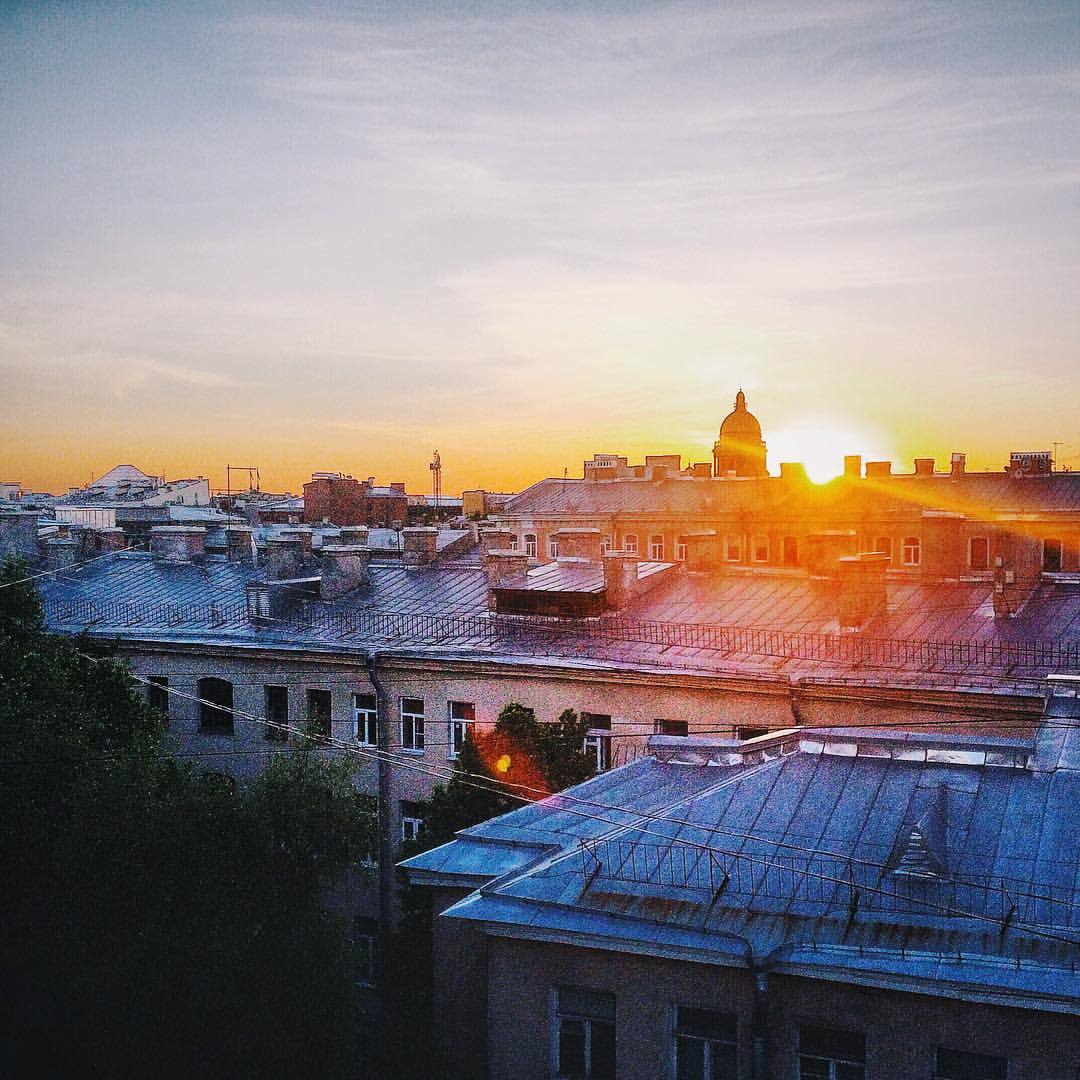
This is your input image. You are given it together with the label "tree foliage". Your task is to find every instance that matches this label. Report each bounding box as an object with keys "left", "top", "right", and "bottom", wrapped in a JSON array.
[{"left": 0, "top": 558, "right": 376, "bottom": 1079}]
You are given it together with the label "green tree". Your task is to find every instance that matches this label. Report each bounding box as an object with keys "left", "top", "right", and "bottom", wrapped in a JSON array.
[{"left": 0, "top": 558, "right": 377, "bottom": 1080}]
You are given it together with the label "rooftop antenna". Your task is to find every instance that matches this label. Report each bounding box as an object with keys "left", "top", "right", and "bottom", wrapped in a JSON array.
[
  {"left": 1052, "top": 441, "right": 1063, "bottom": 469},
  {"left": 429, "top": 449, "right": 442, "bottom": 512}
]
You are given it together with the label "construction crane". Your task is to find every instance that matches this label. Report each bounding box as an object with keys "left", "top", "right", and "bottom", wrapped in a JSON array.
[{"left": 429, "top": 449, "right": 442, "bottom": 512}]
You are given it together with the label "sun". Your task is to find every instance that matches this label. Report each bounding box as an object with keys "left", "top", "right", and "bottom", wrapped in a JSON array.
[{"left": 768, "top": 422, "right": 888, "bottom": 485}]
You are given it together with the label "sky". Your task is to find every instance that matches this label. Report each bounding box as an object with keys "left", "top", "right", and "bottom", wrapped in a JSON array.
[{"left": 2, "top": 0, "right": 1079, "bottom": 495}]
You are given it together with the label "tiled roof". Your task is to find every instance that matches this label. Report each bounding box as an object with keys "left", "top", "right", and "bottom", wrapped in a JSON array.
[{"left": 404, "top": 724, "right": 1080, "bottom": 1008}]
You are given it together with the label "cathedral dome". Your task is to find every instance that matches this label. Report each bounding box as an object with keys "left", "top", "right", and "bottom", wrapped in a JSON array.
[{"left": 718, "top": 389, "right": 762, "bottom": 440}]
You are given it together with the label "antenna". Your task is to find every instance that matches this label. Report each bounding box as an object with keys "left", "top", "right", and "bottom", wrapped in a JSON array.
[
  {"left": 1052, "top": 441, "right": 1063, "bottom": 468},
  {"left": 429, "top": 449, "right": 442, "bottom": 513}
]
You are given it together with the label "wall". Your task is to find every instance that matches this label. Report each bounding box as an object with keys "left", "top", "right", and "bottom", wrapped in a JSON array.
[{"left": 482, "top": 938, "right": 1080, "bottom": 1080}]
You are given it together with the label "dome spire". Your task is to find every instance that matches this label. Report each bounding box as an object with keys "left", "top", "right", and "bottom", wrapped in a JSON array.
[{"left": 735, "top": 388, "right": 746, "bottom": 411}]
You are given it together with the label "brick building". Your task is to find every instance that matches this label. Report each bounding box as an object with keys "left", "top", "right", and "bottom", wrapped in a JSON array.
[{"left": 302, "top": 472, "right": 409, "bottom": 527}]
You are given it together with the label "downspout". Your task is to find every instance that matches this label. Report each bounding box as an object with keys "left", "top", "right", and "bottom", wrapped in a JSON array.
[
  {"left": 364, "top": 650, "right": 395, "bottom": 942},
  {"left": 751, "top": 966, "right": 770, "bottom": 1080}
]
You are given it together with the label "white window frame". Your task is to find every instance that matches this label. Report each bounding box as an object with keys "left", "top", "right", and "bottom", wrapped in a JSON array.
[
  {"left": 400, "top": 696, "right": 425, "bottom": 752},
  {"left": 901, "top": 535, "right": 921, "bottom": 566},
  {"left": 624, "top": 533, "right": 639, "bottom": 555},
  {"left": 649, "top": 534, "right": 664, "bottom": 560},
  {"left": 601, "top": 534, "right": 612, "bottom": 554},
  {"left": 400, "top": 800, "right": 424, "bottom": 841},
  {"left": 508, "top": 534, "right": 519, "bottom": 551},
  {"left": 751, "top": 534, "right": 769, "bottom": 563},
  {"left": 549, "top": 537, "right": 560, "bottom": 559},
  {"left": 448, "top": 700, "right": 476, "bottom": 758},
  {"left": 968, "top": 536, "right": 990, "bottom": 571},
  {"left": 676, "top": 537, "right": 688, "bottom": 562},
  {"left": 725, "top": 535, "right": 742, "bottom": 562},
  {"left": 354, "top": 692, "right": 378, "bottom": 747},
  {"left": 525, "top": 533, "right": 538, "bottom": 558},
  {"left": 582, "top": 712, "right": 612, "bottom": 772}
]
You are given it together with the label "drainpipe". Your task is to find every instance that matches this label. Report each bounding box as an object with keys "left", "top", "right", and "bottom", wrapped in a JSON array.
[
  {"left": 751, "top": 967, "right": 770, "bottom": 1080},
  {"left": 364, "top": 651, "right": 395, "bottom": 941}
]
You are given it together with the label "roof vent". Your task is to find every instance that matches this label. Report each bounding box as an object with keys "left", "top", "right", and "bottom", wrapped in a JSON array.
[{"left": 890, "top": 786, "right": 948, "bottom": 880}]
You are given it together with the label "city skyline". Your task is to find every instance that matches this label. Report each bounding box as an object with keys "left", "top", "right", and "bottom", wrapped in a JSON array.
[{"left": 3, "top": 1, "right": 1079, "bottom": 493}]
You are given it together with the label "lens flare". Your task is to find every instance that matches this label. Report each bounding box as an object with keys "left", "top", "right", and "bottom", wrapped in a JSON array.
[{"left": 495, "top": 754, "right": 512, "bottom": 774}]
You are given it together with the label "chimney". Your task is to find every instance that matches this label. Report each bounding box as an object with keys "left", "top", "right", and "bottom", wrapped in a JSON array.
[
  {"left": 402, "top": 526, "right": 438, "bottom": 567},
  {"left": 843, "top": 455, "right": 862, "bottom": 479},
  {"left": 44, "top": 537, "right": 79, "bottom": 572},
  {"left": 683, "top": 531, "right": 723, "bottom": 571},
  {"left": 265, "top": 536, "right": 304, "bottom": 580},
  {"left": 483, "top": 549, "right": 529, "bottom": 611},
  {"left": 338, "top": 525, "right": 369, "bottom": 547},
  {"left": 150, "top": 526, "right": 206, "bottom": 564},
  {"left": 224, "top": 525, "right": 255, "bottom": 564},
  {"left": 991, "top": 526, "right": 1042, "bottom": 619},
  {"left": 865, "top": 461, "right": 892, "bottom": 479},
  {"left": 950, "top": 452, "right": 966, "bottom": 478},
  {"left": 280, "top": 527, "right": 314, "bottom": 556},
  {"left": 603, "top": 551, "right": 639, "bottom": 609},
  {"left": 554, "top": 527, "right": 602, "bottom": 562},
  {"left": 914, "top": 457, "right": 935, "bottom": 477},
  {"left": 779, "top": 462, "right": 808, "bottom": 483},
  {"left": 805, "top": 531, "right": 857, "bottom": 577},
  {"left": 320, "top": 545, "right": 371, "bottom": 599},
  {"left": 478, "top": 527, "right": 515, "bottom": 554},
  {"left": 95, "top": 527, "right": 126, "bottom": 552},
  {"left": 836, "top": 552, "right": 889, "bottom": 630},
  {"left": 0, "top": 510, "right": 40, "bottom": 561},
  {"left": 920, "top": 512, "right": 965, "bottom": 580}
]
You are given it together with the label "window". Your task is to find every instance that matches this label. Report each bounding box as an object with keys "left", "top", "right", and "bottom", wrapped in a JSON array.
[
  {"left": 901, "top": 536, "right": 921, "bottom": 566},
  {"left": 349, "top": 916, "right": 377, "bottom": 989},
  {"left": 400, "top": 800, "right": 425, "bottom": 842},
  {"left": 555, "top": 986, "right": 615, "bottom": 1080},
  {"left": 725, "top": 535, "right": 742, "bottom": 562},
  {"left": 525, "top": 533, "right": 538, "bottom": 558},
  {"left": 655, "top": 718, "right": 688, "bottom": 737},
  {"left": 550, "top": 537, "right": 560, "bottom": 559},
  {"left": 676, "top": 536, "right": 689, "bottom": 562},
  {"left": 307, "top": 688, "right": 332, "bottom": 737},
  {"left": 673, "top": 1006, "right": 737, "bottom": 1080},
  {"left": 751, "top": 535, "right": 769, "bottom": 563},
  {"left": 198, "top": 678, "right": 234, "bottom": 735},
  {"left": 873, "top": 536, "right": 892, "bottom": 561},
  {"left": 354, "top": 692, "right": 378, "bottom": 747},
  {"left": 934, "top": 1047, "right": 1007, "bottom": 1080},
  {"left": 782, "top": 536, "right": 799, "bottom": 566},
  {"left": 265, "top": 685, "right": 289, "bottom": 742},
  {"left": 147, "top": 676, "right": 169, "bottom": 720},
  {"left": 968, "top": 536, "right": 990, "bottom": 571},
  {"left": 448, "top": 700, "right": 476, "bottom": 758},
  {"left": 798, "top": 1025, "right": 865, "bottom": 1080},
  {"left": 400, "top": 697, "right": 425, "bottom": 751},
  {"left": 649, "top": 534, "right": 664, "bottom": 560},
  {"left": 582, "top": 712, "right": 612, "bottom": 772},
  {"left": 624, "top": 533, "right": 639, "bottom": 555},
  {"left": 1043, "top": 537, "right": 1063, "bottom": 572},
  {"left": 601, "top": 535, "right": 612, "bottom": 554}
]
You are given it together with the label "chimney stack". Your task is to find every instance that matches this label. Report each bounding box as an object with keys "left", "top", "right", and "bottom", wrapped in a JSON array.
[
  {"left": 44, "top": 537, "right": 79, "bottom": 572},
  {"left": 224, "top": 525, "right": 255, "bottom": 564},
  {"left": 843, "top": 455, "right": 862, "bottom": 479},
  {"left": 683, "top": 531, "right": 723, "bottom": 571},
  {"left": 265, "top": 536, "right": 304, "bottom": 580},
  {"left": 836, "top": 552, "right": 889, "bottom": 630},
  {"left": 865, "top": 461, "right": 892, "bottom": 479},
  {"left": 779, "top": 462, "right": 808, "bottom": 484},
  {"left": 320, "top": 545, "right": 371, "bottom": 599},
  {"left": 478, "top": 527, "right": 515, "bottom": 554},
  {"left": 483, "top": 549, "right": 529, "bottom": 611},
  {"left": 603, "top": 551, "right": 639, "bottom": 609},
  {"left": 991, "top": 525, "right": 1043, "bottom": 619},
  {"left": 402, "top": 527, "right": 438, "bottom": 567},
  {"left": 95, "top": 527, "right": 126, "bottom": 553},
  {"left": 150, "top": 526, "right": 206, "bottom": 564},
  {"left": 950, "top": 452, "right": 966, "bottom": 478},
  {"left": 554, "top": 527, "right": 603, "bottom": 562},
  {"left": 805, "top": 531, "right": 857, "bottom": 577},
  {"left": 914, "top": 457, "right": 935, "bottom": 477},
  {"left": 338, "top": 525, "right": 369, "bottom": 547},
  {"left": 0, "top": 510, "right": 40, "bottom": 561}
]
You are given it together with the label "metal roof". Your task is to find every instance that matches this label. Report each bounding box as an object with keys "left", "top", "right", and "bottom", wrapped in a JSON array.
[{"left": 406, "top": 724, "right": 1080, "bottom": 1011}]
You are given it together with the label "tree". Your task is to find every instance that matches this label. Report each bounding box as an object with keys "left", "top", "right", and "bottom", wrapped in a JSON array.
[
  {"left": 0, "top": 558, "right": 377, "bottom": 1079},
  {"left": 421, "top": 702, "right": 596, "bottom": 845}
]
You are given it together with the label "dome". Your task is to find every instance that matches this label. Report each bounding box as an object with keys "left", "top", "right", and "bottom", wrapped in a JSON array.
[{"left": 718, "top": 389, "right": 762, "bottom": 440}]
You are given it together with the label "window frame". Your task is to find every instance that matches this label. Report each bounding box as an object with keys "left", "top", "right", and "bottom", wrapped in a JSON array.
[
  {"left": 725, "top": 534, "right": 742, "bottom": 563},
  {"left": 649, "top": 534, "right": 665, "bottom": 560},
  {"left": 264, "top": 684, "right": 289, "bottom": 742},
  {"left": 968, "top": 536, "right": 990, "bottom": 571},
  {"left": 582, "top": 712, "right": 612, "bottom": 772},
  {"left": 198, "top": 677, "right": 234, "bottom": 735},
  {"left": 671, "top": 1004, "right": 738, "bottom": 1080},
  {"left": 553, "top": 986, "right": 616, "bottom": 1080},
  {"left": 524, "top": 533, "right": 538, "bottom": 558},
  {"left": 797, "top": 1024, "right": 866, "bottom": 1080},
  {"left": 1043, "top": 537, "right": 1063, "bottom": 572},
  {"left": 400, "top": 696, "right": 425, "bottom": 752},
  {"left": 147, "top": 676, "right": 170, "bottom": 720},
  {"left": 751, "top": 534, "right": 769, "bottom": 563},
  {"left": 782, "top": 536, "right": 799, "bottom": 566},
  {"left": 549, "top": 537, "right": 560, "bottom": 559},
  {"left": 354, "top": 692, "right": 378, "bottom": 747},
  {"left": 448, "top": 700, "right": 476, "bottom": 758},
  {"left": 901, "top": 535, "right": 921, "bottom": 566},
  {"left": 934, "top": 1045, "right": 1008, "bottom": 1080},
  {"left": 400, "top": 799, "right": 425, "bottom": 842},
  {"left": 306, "top": 687, "right": 332, "bottom": 737},
  {"left": 624, "top": 533, "right": 639, "bottom": 555},
  {"left": 676, "top": 535, "right": 688, "bottom": 562}
]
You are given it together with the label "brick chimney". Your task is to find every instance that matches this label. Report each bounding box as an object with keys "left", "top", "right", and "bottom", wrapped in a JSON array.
[
  {"left": 554, "top": 527, "right": 603, "bottom": 562},
  {"left": 836, "top": 553, "right": 889, "bottom": 630},
  {"left": 805, "top": 531, "right": 857, "bottom": 577},
  {"left": 280, "top": 526, "right": 314, "bottom": 556},
  {"left": 603, "top": 552, "right": 639, "bottom": 609},
  {"left": 266, "top": 536, "right": 304, "bottom": 580},
  {"left": 683, "top": 531, "right": 723, "bottom": 571},
  {"left": 224, "top": 525, "right": 255, "bottom": 565},
  {"left": 991, "top": 525, "right": 1042, "bottom": 619},
  {"left": 921, "top": 512, "right": 965, "bottom": 580},
  {"left": 950, "top": 452, "right": 966, "bottom": 478},
  {"left": 45, "top": 537, "right": 79, "bottom": 572},
  {"left": 478, "top": 527, "right": 515, "bottom": 554},
  {"left": 483, "top": 549, "right": 529, "bottom": 611},
  {"left": 320, "top": 545, "right": 371, "bottom": 599},
  {"left": 914, "top": 457, "right": 935, "bottom": 477},
  {"left": 150, "top": 526, "right": 206, "bottom": 564},
  {"left": 338, "top": 525, "right": 369, "bottom": 547},
  {"left": 0, "top": 510, "right": 40, "bottom": 561},
  {"left": 844, "top": 455, "right": 862, "bottom": 479},
  {"left": 779, "top": 462, "right": 808, "bottom": 484},
  {"left": 865, "top": 461, "right": 892, "bottom": 479},
  {"left": 95, "top": 527, "right": 126, "bottom": 552},
  {"left": 402, "top": 527, "right": 438, "bottom": 567}
]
